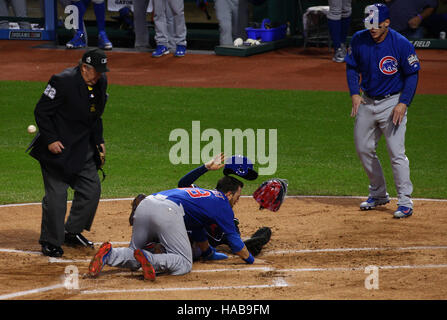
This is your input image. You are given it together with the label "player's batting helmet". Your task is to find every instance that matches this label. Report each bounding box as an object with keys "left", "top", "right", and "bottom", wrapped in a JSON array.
[
  {"left": 364, "top": 3, "right": 390, "bottom": 29},
  {"left": 223, "top": 155, "right": 258, "bottom": 181},
  {"left": 253, "top": 178, "right": 288, "bottom": 212}
]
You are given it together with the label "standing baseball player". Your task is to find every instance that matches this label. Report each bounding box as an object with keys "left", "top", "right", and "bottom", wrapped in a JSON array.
[
  {"left": 327, "top": 0, "right": 352, "bottom": 62},
  {"left": 89, "top": 176, "right": 257, "bottom": 280},
  {"left": 66, "top": 0, "right": 113, "bottom": 50},
  {"left": 0, "top": 0, "right": 31, "bottom": 29},
  {"left": 151, "top": 0, "right": 187, "bottom": 57},
  {"left": 345, "top": 3, "right": 420, "bottom": 219},
  {"left": 214, "top": 0, "right": 248, "bottom": 46}
]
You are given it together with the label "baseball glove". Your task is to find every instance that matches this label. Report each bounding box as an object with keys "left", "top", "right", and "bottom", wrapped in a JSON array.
[
  {"left": 244, "top": 226, "right": 272, "bottom": 256},
  {"left": 129, "top": 193, "right": 147, "bottom": 226}
]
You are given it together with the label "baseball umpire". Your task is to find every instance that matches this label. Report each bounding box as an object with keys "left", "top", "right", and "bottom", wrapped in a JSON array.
[
  {"left": 28, "top": 48, "right": 109, "bottom": 257},
  {"left": 345, "top": 3, "right": 420, "bottom": 218}
]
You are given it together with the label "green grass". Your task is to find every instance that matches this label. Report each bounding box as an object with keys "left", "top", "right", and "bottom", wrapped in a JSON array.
[{"left": 0, "top": 80, "right": 446, "bottom": 204}]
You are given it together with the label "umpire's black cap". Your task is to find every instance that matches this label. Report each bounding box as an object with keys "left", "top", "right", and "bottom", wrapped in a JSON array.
[{"left": 82, "top": 48, "right": 109, "bottom": 73}]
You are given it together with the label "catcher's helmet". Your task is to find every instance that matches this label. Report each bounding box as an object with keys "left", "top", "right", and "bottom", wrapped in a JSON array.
[
  {"left": 253, "top": 178, "right": 288, "bottom": 212},
  {"left": 223, "top": 155, "right": 258, "bottom": 181}
]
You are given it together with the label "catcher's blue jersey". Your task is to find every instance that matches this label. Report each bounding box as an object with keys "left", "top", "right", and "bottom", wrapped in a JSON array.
[
  {"left": 345, "top": 28, "right": 420, "bottom": 97},
  {"left": 154, "top": 188, "right": 245, "bottom": 253}
]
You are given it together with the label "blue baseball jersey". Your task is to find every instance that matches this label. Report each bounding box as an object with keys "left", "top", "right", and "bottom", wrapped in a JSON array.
[
  {"left": 154, "top": 187, "right": 245, "bottom": 253},
  {"left": 345, "top": 28, "right": 420, "bottom": 97}
]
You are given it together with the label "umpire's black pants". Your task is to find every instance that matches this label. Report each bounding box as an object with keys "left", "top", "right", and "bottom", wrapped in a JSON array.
[{"left": 39, "top": 146, "right": 101, "bottom": 247}]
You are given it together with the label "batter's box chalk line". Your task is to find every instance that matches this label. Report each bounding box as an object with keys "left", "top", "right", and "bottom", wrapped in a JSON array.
[
  {"left": 2, "top": 262, "right": 447, "bottom": 299},
  {"left": 2, "top": 245, "right": 447, "bottom": 261},
  {"left": 80, "top": 277, "right": 289, "bottom": 295}
]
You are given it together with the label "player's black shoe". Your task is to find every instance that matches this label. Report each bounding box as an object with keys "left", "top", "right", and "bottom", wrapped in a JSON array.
[
  {"left": 41, "top": 242, "right": 64, "bottom": 257},
  {"left": 64, "top": 231, "right": 94, "bottom": 248}
]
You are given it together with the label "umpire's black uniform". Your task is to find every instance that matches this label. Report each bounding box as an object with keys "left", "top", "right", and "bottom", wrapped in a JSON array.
[{"left": 29, "top": 49, "right": 109, "bottom": 256}]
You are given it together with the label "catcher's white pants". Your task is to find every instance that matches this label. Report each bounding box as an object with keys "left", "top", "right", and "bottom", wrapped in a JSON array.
[
  {"left": 354, "top": 93, "right": 413, "bottom": 208},
  {"left": 106, "top": 195, "right": 193, "bottom": 275}
]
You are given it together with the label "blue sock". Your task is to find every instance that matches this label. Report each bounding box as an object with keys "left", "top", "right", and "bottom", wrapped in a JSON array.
[
  {"left": 93, "top": 2, "right": 106, "bottom": 33},
  {"left": 340, "top": 16, "right": 351, "bottom": 45},
  {"left": 327, "top": 18, "right": 341, "bottom": 49},
  {"left": 73, "top": 0, "right": 88, "bottom": 32}
]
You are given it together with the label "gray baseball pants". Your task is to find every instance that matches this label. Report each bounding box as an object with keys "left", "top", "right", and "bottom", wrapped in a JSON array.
[
  {"left": 215, "top": 0, "right": 248, "bottom": 45},
  {"left": 327, "top": 0, "right": 352, "bottom": 20},
  {"left": 106, "top": 194, "right": 193, "bottom": 276},
  {"left": 133, "top": 0, "right": 151, "bottom": 48},
  {"left": 153, "top": 0, "right": 186, "bottom": 47},
  {"left": 0, "top": 0, "right": 30, "bottom": 29},
  {"left": 39, "top": 144, "right": 101, "bottom": 247},
  {"left": 354, "top": 93, "right": 413, "bottom": 208}
]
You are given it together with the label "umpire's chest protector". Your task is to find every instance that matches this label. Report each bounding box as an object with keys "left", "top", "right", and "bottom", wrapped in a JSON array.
[{"left": 30, "top": 66, "right": 108, "bottom": 180}]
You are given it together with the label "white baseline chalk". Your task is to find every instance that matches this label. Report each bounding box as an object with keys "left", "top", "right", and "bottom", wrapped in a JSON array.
[{"left": 1, "top": 195, "right": 447, "bottom": 208}]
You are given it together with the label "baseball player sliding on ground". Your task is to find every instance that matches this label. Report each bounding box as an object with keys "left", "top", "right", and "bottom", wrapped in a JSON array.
[
  {"left": 89, "top": 174, "right": 261, "bottom": 280},
  {"left": 345, "top": 3, "right": 420, "bottom": 219},
  {"left": 178, "top": 153, "right": 271, "bottom": 259}
]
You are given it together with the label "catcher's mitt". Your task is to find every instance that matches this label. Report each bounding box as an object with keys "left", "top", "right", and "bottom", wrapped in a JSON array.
[
  {"left": 244, "top": 227, "right": 272, "bottom": 256},
  {"left": 253, "top": 178, "right": 288, "bottom": 212},
  {"left": 129, "top": 193, "right": 147, "bottom": 226}
]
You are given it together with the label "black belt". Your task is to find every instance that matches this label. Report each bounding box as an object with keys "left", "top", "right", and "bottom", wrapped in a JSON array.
[{"left": 364, "top": 91, "right": 400, "bottom": 101}]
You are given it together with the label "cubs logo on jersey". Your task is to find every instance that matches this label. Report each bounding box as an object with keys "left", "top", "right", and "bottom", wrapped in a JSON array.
[{"left": 379, "top": 56, "right": 398, "bottom": 75}]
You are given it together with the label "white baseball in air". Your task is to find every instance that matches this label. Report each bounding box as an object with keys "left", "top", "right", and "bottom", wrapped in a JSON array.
[
  {"left": 27, "top": 125, "right": 36, "bottom": 134},
  {"left": 233, "top": 38, "right": 243, "bottom": 47}
]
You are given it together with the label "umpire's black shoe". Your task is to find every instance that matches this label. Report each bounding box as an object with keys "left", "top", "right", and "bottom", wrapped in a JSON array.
[
  {"left": 41, "top": 242, "right": 64, "bottom": 257},
  {"left": 64, "top": 232, "right": 94, "bottom": 248}
]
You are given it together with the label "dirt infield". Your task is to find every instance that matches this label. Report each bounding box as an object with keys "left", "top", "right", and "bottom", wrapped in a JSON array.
[
  {"left": 0, "top": 41, "right": 446, "bottom": 301},
  {"left": 0, "top": 40, "right": 446, "bottom": 94},
  {"left": 1, "top": 197, "right": 447, "bottom": 300}
]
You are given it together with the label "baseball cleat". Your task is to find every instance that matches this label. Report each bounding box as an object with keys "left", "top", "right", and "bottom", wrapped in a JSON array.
[
  {"left": 152, "top": 45, "right": 169, "bottom": 58},
  {"left": 88, "top": 242, "right": 112, "bottom": 277},
  {"left": 393, "top": 206, "right": 413, "bottom": 219},
  {"left": 65, "top": 231, "right": 94, "bottom": 248},
  {"left": 134, "top": 249, "right": 156, "bottom": 281},
  {"left": 174, "top": 45, "right": 186, "bottom": 57},
  {"left": 332, "top": 47, "right": 346, "bottom": 63},
  {"left": 360, "top": 196, "right": 390, "bottom": 210},
  {"left": 98, "top": 31, "right": 113, "bottom": 50},
  {"left": 66, "top": 30, "right": 87, "bottom": 49}
]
